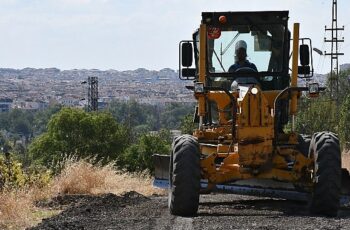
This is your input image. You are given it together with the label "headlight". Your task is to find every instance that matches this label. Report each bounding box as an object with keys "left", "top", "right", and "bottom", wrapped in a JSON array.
[
  {"left": 308, "top": 83, "right": 319, "bottom": 94},
  {"left": 251, "top": 87, "right": 258, "bottom": 95}
]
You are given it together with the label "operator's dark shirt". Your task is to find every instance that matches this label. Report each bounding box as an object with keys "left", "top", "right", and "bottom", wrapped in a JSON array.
[{"left": 228, "top": 60, "right": 258, "bottom": 73}]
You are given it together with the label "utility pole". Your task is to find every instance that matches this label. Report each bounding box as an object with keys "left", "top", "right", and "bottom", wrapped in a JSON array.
[
  {"left": 88, "top": 76, "right": 98, "bottom": 112},
  {"left": 324, "top": 0, "right": 344, "bottom": 100}
]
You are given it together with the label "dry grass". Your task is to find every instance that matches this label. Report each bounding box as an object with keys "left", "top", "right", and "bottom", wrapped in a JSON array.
[
  {"left": 0, "top": 158, "right": 164, "bottom": 229},
  {"left": 109, "top": 171, "right": 165, "bottom": 196},
  {"left": 0, "top": 189, "right": 33, "bottom": 229},
  {"left": 52, "top": 159, "right": 116, "bottom": 195},
  {"left": 0, "top": 185, "right": 54, "bottom": 229},
  {"left": 52, "top": 158, "right": 164, "bottom": 196}
]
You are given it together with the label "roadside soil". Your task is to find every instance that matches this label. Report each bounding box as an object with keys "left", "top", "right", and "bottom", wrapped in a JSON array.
[{"left": 29, "top": 191, "right": 350, "bottom": 230}]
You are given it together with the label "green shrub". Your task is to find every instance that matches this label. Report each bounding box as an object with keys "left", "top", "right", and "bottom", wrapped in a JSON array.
[
  {"left": 29, "top": 108, "right": 129, "bottom": 165},
  {"left": 0, "top": 155, "right": 26, "bottom": 188},
  {"left": 119, "top": 131, "right": 171, "bottom": 173},
  {"left": 0, "top": 155, "right": 52, "bottom": 190}
]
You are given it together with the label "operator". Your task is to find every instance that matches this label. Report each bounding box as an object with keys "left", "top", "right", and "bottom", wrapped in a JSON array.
[{"left": 228, "top": 40, "right": 257, "bottom": 72}]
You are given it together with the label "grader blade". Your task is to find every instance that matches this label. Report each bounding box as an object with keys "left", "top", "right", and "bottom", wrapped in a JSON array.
[
  {"left": 153, "top": 154, "right": 350, "bottom": 206},
  {"left": 153, "top": 177, "right": 350, "bottom": 206},
  {"left": 153, "top": 154, "right": 170, "bottom": 181}
]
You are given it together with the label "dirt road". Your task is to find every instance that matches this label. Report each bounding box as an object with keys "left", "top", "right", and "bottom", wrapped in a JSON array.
[{"left": 30, "top": 191, "right": 350, "bottom": 230}]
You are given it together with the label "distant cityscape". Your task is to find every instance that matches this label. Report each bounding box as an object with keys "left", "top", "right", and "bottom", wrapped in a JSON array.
[
  {"left": 0, "top": 68, "right": 195, "bottom": 112},
  {"left": 1, "top": 64, "right": 349, "bottom": 113}
]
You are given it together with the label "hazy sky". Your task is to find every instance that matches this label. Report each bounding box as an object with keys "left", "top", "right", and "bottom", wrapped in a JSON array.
[{"left": 0, "top": 0, "right": 349, "bottom": 73}]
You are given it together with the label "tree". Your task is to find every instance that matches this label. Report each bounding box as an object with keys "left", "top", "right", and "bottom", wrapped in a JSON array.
[
  {"left": 0, "top": 132, "right": 6, "bottom": 146},
  {"left": 0, "top": 105, "right": 62, "bottom": 141},
  {"left": 296, "top": 69, "right": 350, "bottom": 143},
  {"left": 32, "top": 104, "right": 62, "bottom": 135},
  {"left": 13, "top": 119, "right": 32, "bottom": 137},
  {"left": 160, "top": 103, "right": 194, "bottom": 129},
  {"left": 107, "top": 100, "right": 194, "bottom": 131},
  {"left": 120, "top": 131, "right": 171, "bottom": 172},
  {"left": 29, "top": 108, "right": 129, "bottom": 165},
  {"left": 339, "top": 94, "right": 350, "bottom": 149},
  {"left": 296, "top": 96, "right": 338, "bottom": 135},
  {"left": 108, "top": 100, "right": 156, "bottom": 128},
  {"left": 336, "top": 69, "right": 350, "bottom": 103},
  {"left": 0, "top": 113, "right": 10, "bottom": 131},
  {"left": 180, "top": 113, "right": 196, "bottom": 135}
]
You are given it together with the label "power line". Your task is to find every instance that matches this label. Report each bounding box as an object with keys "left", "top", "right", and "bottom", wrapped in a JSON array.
[
  {"left": 88, "top": 76, "right": 98, "bottom": 112},
  {"left": 324, "top": 0, "right": 344, "bottom": 100}
]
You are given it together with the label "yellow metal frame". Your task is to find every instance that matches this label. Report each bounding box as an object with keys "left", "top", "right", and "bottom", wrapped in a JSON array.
[
  {"left": 290, "top": 23, "right": 300, "bottom": 115},
  {"left": 200, "top": 147, "right": 313, "bottom": 185},
  {"left": 197, "top": 24, "right": 207, "bottom": 118},
  {"left": 194, "top": 23, "right": 312, "bottom": 187}
]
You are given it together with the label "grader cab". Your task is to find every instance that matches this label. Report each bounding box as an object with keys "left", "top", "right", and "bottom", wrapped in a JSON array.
[{"left": 153, "top": 11, "right": 350, "bottom": 217}]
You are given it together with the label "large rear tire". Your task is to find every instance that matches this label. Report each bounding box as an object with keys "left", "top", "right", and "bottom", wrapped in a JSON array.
[
  {"left": 309, "top": 131, "right": 341, "bottom": 217},
  {"left": 168, "top": 135, "right": 200, "bottom": 216}
]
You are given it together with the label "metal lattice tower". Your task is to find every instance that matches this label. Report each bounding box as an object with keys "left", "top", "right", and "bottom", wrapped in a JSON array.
[
  {"left": 88, "top": 76, "right": 98, "bottom": 112},
  {"left": 324, "top": 0, "right": 344, "bottom": 100}
]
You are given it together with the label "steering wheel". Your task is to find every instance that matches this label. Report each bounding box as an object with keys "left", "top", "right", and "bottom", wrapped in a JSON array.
[
  {"left": 233, "top": 67, "right": 260, "bottom": 85},
  {"left": 234, "top": 67, "right": 257, "bottom": 73}
]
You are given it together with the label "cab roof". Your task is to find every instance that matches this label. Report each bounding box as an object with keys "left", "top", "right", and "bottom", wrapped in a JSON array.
[{"left": 201, "top": 11, "right": 289, "bottom": 26}]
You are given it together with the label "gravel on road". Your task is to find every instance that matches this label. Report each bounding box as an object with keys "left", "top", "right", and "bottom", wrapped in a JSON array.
[{"left": 29, "top": 192, "right": 350, "bottom": 230}]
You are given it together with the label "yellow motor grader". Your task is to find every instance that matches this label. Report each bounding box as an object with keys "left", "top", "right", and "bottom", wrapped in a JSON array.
[{"left": 153, "top": 11, "right": 350, "bottom": 217}]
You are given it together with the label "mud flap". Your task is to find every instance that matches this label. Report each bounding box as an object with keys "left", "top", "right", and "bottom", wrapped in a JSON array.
[{"left": 153, "top": 154, "right": 170, "bottom": 180}]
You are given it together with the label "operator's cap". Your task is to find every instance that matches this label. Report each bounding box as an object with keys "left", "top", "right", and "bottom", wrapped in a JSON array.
[{"left": 235, "top": 40, "right": 247, "bottom": 51}]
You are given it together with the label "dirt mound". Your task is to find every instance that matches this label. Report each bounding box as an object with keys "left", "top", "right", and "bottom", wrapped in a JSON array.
[
  {"left": 29, "top": 192, "right": 150, "bottom": 230},
  {"left": 36, "top": 194, "right": 99, "bottom": 210}
]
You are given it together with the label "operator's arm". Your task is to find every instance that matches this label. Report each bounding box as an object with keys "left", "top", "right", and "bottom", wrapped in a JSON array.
[
  {"left": 228, "top": 64, "right": 238, "bottom": 73},
  {"left": 250, "top": 63, "right": 258, "bottom": 72}
]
